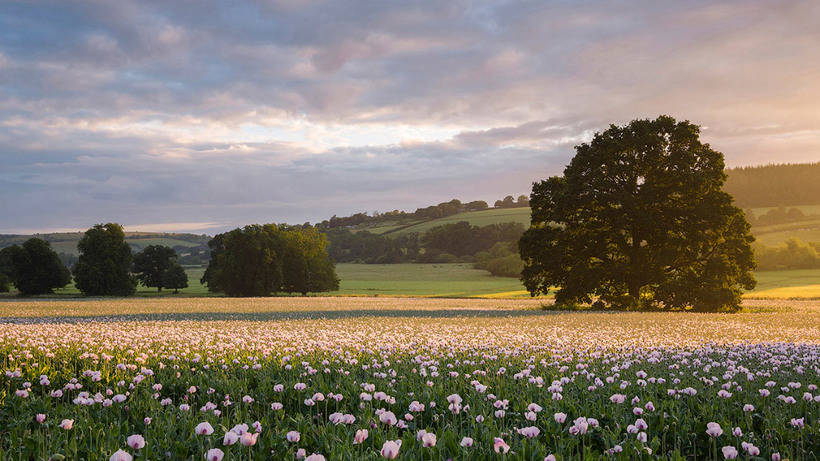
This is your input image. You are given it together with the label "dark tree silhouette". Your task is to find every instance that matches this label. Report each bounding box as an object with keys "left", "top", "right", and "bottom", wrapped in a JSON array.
[
  {"left": 520, "top": 116, "right": 756, "bottom": 311},
  {"left": 73, "top": 223, "right": 137, "bottom": 296}
]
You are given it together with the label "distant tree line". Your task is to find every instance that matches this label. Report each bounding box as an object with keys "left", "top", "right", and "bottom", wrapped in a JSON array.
[
  {"left": 324, "top": 221, "right": 525, "bottom": 266},
  {"left": 754, "top": 239, "right": 820, "bottom": 271},
  {"left": 316, "top": 196, "right": 529, "bottom": 230},
  {"left": 744, "top": 206, "right": 820, "bottom": 227},
  {"left": 725, "top": 162, "right": 820, "bottom": 208}
]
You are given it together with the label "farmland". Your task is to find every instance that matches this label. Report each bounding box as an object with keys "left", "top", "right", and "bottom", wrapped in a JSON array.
[{"left": 0, "top": 297, "right": 818, "bottom": 460}]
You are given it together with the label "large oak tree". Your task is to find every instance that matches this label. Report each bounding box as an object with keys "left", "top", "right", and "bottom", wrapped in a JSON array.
[
  {"left": 519, "top": 116, "right": 756, "bottom": 311},
  {"left": 73, "top": 223, "right": 137, "bottom": 296}
]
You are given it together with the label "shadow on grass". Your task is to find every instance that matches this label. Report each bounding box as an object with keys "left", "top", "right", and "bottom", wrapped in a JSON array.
[{"left": 0, "top": 309, "right": 564, "bottom": 324}]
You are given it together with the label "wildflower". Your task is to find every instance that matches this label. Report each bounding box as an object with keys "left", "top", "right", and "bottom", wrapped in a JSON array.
[
  {"left": 421, "top": 432, "right": 437, "bottom": 447},
  {"left": 205, "top": 448, "right": 224, "bottom": 461},
  {"left": 554, "top": 412, "right": 567, "bottom": 423},
  {"left": 354, "top": 429, "right": 368, "bottom": 444},
  {"left": 195, "top": 422, "right": 214, "bottom": 435},
  {"left": 379, "top": 411, "right": 397, "bottom": 426},
  {"left": 722, "top": 446, "right": 738, "bottom": 459},
  {"left": 305, "top": 455, "right": 325, "bottom": 461},
  {"left": 460, "top": 437, "right": 474, "bottom": 447},
  {"left": 36, "top": 414, "right": 46, "bottom": 424},
  {"left": 109, "top": 449, "right": 132, "bottom": 461},
  {"left": 223, "top": 431, "right": 238, "bottom": 445},
  {"left": 287, "top": 431, "right": 301, "bottom": 442},
  {"left": 127, "top": 434, "right": 145, "bottom": 450},
  {"left": 239, "top": 432, "right": 258, "bottom": 446},
  {"left": 706, "top": 422, "right": 723, "bottom": 437},
  {"left": 518, "top": 426, "right": 540, "bottom": 438},
  {"left": 493, "top": 437, "right": 510, "bottom": 454},
  {"left": 59, "top": 419, "right": 73, "bottom": 430},
  {"left": 381, "top": 440, "right": 401, "bottom": 459}
]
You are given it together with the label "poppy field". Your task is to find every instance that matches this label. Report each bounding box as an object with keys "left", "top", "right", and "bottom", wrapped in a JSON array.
[{"left": 0, "top": 298, "right": 819, "bottom": 460}]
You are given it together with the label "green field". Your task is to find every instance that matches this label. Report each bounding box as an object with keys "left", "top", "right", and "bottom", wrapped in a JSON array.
[
  {"left": 19, "top": 263, "right": 818, "bottom": 299},
  {"left": 332, "top": 263, "right": 530, "bottom": 297},
  {"left": 363, "top": 207, "right": 531, "bottom": 236},
  {"left": 753, "top": 224, "right": 820, "bottom": 246}
]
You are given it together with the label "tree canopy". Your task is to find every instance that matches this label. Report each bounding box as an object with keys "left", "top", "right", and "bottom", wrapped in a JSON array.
[
  {"left": 73, "top": 223, "right": 137, "bottom": 296},
  {"left": 519, "top": 116, "right": 756, "bottom": 311},
  {"left": 0, "top": 238, "right": 71, "bottom": 295},
  {"left": 201, "top": 224, "right": 338, "bottom": 296},
  {"left": 133, "top": 245, "right": 178, "bottom": 291},
  {"left": 162, "top": 263, "right": 189, "bottom": 294}
]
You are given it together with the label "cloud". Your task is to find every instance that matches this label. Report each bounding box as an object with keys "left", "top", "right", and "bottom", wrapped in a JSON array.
[{"left": 1, "top": 0, "right": 819, "bottom": 232}]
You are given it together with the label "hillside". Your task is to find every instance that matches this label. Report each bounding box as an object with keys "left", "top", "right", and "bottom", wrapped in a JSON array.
[{"left": 0, "top": 232, "right": 210, "bottom": 259}]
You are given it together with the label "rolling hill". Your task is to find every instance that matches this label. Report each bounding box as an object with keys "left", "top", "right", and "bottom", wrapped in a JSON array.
[{"left": 0, "top": 232, "right": 210, "bottom": 256}]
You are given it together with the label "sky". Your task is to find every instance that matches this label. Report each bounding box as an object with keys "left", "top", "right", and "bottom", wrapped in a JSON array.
[{"left": 1, "top": 0, "right": 819, "bottom": 234}]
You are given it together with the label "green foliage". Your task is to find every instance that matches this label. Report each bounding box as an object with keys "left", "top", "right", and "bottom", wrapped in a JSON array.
[
  {"left": 202, "top": 224, "right": 338, "bottom": 296},
  {"left": 421, "top": 221, "right": 525, "bottom": 259},
  {"left": 6, "top": 238, "right": 72, "bottom": 295},
  {"left": 0, "top": 245, "right": 18, "bottom": 292},
  {"left": 325, "top": 229, "right": 419, "bottom": 263},
  {"left": 281, "top": 226, "right": 340, "bottom": 295},
  {"left": 162, "top": 263, "right": 189, "bottom": 293},
  {"left": 132, "top": 245, "right": 178, "bottom": 291},
  {"left": 73, "top": 223, "right": 137, "bottom": 296},
  {"left": 475, "top": 242, "right": 524, "bottom": 277},
  {"left": 755, "top": 239, "right": 820, "bottom": 270},
  {"left": 520, "top": 116, "right": 757, "bottom": 311}
]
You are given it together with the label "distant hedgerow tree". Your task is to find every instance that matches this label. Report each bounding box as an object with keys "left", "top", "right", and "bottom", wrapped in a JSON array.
[
  {"left": 0, "top": 246, "right": 18, "bottom": 292},
  {"left": 162, "top": 262, "right": 189, "bottom": 294},
  {"left": 281, "top": 226, "right": 339, "bottom": 295},
  {"left": 3, "top": 238, "right": 71, "bottom": 295},
  {"left": 73, "top": 223, "right": 137, "bottom": 296},
  {"left": 519, "top": 116, "right": 756, "bottom": 311},
  {"left": 201, "top": 224, "right": 338, "bottom": 296},
  {"left": 133, "top": 245, "right": 177, "bottom": 291}
]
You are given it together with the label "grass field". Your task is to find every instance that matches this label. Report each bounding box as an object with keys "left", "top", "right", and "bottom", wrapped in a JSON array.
[
  {"left": 362, "top": 207, "right": 531, "bottom": 236},
  {"left": 21, "top": 264, "right": 820, "bottom": 300}
]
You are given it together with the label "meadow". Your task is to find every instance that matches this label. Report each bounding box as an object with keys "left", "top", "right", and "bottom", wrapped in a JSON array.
[{"left": 0, "top": 297, "right": 818, "bottom": 460}]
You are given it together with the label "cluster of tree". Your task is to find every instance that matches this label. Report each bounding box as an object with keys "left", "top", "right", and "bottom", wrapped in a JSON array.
[
  {"left": 474, "top": 242, "right": 524, "bottom": 277},
  {"left": 323, "top": 222, "right": 525, "bottom": 265},
  {"left": 754, "top": 239, "right": 820, "bottom": 271},
  {"left": 73, "top": 223, "right": 139, "bottom": 296},
  {"left": 494, "top": 195, "right": 530, "bottom": 208},
  {"left": 132, "top": 245, "right": 189, "bottom": 293},
  {"left": 0, "top": 238, "right": 71, "bottom": 295},
  {"left": 745, "top": 207, "right": 820, "bottom": 227},
  {"left": 520, "top": 116, "right": 756, "bottom": 312},
  {"left": 725, "top": 162, "right": 820, "bottom": 208},
  {"left": 325, "top": 229, "right": 420, "bottom": 263},
  {"left": 201, "top": 224, "right": 339, "bottom": 296},
  {"left": 420, "top": 222, "right": 525, "bottom": 260}
]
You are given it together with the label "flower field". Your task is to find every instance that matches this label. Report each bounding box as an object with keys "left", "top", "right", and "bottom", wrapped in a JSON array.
[{"left": 1, "top": 298, "right": 819, "bottom": 460}]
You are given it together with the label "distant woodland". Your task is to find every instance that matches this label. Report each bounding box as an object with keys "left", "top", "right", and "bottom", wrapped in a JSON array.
[{"left": 724, "top": 162, "right": 820, "bottom": 208}]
